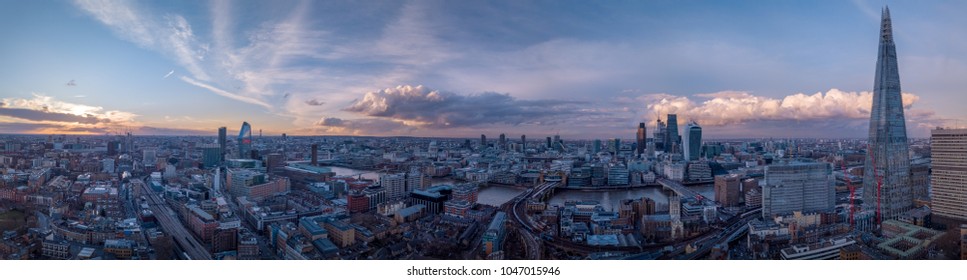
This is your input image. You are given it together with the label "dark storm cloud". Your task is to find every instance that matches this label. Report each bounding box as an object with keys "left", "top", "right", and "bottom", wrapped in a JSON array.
[
  {"left": 0, "top": 107, "right": 108, "bottom": 124},
  {"left": 305, "top": 99, "right": 325, "bottom": 106},
  {"left": 343, "top": 85, "right": 588, "bottom": 128}
]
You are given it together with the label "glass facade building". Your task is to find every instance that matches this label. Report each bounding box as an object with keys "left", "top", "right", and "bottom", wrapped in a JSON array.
[{"left": 862, "top": 7, "right": 912, "bottom": 223}]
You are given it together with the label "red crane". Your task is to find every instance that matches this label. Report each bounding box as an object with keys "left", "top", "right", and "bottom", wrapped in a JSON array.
[{"left": 840, "top": 159, "right": 856, "bottom": 228}]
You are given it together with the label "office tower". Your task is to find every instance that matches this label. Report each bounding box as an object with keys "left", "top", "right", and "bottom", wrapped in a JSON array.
[
  {"left": 666, "top": 114, "right": 679, "bottom": 153},
  {"left": 520, "top": 135, "right": 526, "bottom": 152},
  {"left": 863, "top": 7, "right": 912, "bottom": 223},
  {"left": 654, "top": 118, "right": 666, "bottom": 153},
  {"left": 612, "top": 138, "right": 621, "bottom": 154},
  {"left": 124, "top": 132, "right": 133, "bottom": 154},
  {"left": 930, "top": 128, "right": 967, "bottom": 221},
  {"left": 714, "top": 174, "right": 741, "bottom": 207},
  {"left": 553, "top": 134, "right": 561, "bottom": 146},
  {"left": 499, "top": 133, "right": 506, "bottom": 150},
  {"left": 265, "top": 153, "right": 283, "bottom": 174},
  {"left": 762, "top": 162, "right": 835, "bottom": 218},
  {"left": 636, "top": 122, "right": 647, "bottom": 157},
  {"left": 593, "top": 139, "right": 602, "bottom": 154},
  {"left": 201, "top": 144, "right": 221, "bottom": 168},
  {"left": 102, "top": 158, "right": 115, "bottom": 174},
  {"left": 684, "top": 121, "right": 702, "bottom": 161},
  {"left": 546, "top": 136, "right": 552, "bottom": 149},
  {"left": 406, "top": 171, "right": 426, "bottom": 192},
  {"left": 480, "top": 134, "right": 487, "bottom": 147},
  {"left": 218, "top": 127, "right": 227, "bottom": 162},
  {"left": 107, "top": 140, "right": 120, "bottom": 156},
  {"left": 143, "top": 149, "right": 157, "bottom": 168},
  {"left": 646, "top": 140, "right": 655, "bottom": 158},
  {"left": 311, "top": 144, "right": 318, "bottom": 165},
  {"left": 238, "top": 122, "right": 252, "bottom": 159},
  {"left": 380, "top": 173, "right": 407, "bottom": 200},
  {"left": 608, "top": 165, "right": 629, "bottom": 185}
]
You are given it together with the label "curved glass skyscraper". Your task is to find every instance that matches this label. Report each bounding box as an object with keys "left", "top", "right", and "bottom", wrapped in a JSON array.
[
  {"left": 684, "top": 121, "right": 702, "bottom": 161},
  {"left": 238, "top": 121, "right": 252, "bottom": 159}
]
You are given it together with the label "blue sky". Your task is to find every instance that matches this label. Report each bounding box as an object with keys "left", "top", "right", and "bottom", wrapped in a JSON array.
[{"left": 1, "top": 0, "right": 965, "bottom": 138}]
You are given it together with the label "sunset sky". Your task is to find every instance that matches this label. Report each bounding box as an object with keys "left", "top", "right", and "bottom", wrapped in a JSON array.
[{"left": 2, "top": 0, "right": 966, "bottom": 139}]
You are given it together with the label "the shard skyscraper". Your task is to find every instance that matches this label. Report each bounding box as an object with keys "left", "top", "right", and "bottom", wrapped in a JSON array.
[{"left": 862, "top": 6, "right": 911, "bottom": 224}]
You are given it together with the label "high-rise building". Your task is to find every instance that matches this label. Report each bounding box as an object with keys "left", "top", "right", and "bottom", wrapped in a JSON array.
[
  {"left": 666, "top": 114, "right": 679, "bottom": 154},
  {"left": 143, "top": 149, "right": 157, "bottom": 168},
  {"left": 654, "top": 118, "right": 666, "bottom": 153},
  {"left": 107, "top": 140, "right": 120, "bottom": 156},
  {"left": 714, "top": 174, "right": 741, "bottom": 207},
  {"left": 480, "top": 134, "right": 487, "bottom": 148},
  {"left": 520, "top": 135, "right": 526, "bottom": 152},
  {"left": 608, "top": 165, "right": 629, "bottom": 185},
  {"left": 102, "top": 158, "right": 115, "bottom": 174},
  {"left": 200, "top": 144, "right": 221, "bottom": 168},
  {"left": 311, "top": 144, "right": 318, "bottom": 166},
  {"left": 406, "top": 171, "right": 426, "bottom": 192},
  {"left": 124, "top": 132, "right": 133, "bottom": 154},
  {"left": 593, "top": 139, "right": 602, "bottom": 154},
  {"left": 863, "top": 7, "right": 912, "bottom": 224},
  {"left": 636, "top": 122, "right": 647, "bottom": 157},
  {"left": 380, "top": 173, "right": 407, "bottom": 200},
  {"left": 238, "top": 122, "right": 253, "bottom": 159},
  {"left": 930, "top": 128, "right": 967, "bottom": 221},
  {"left": 265, "top": 153, "right": 283, "bottom": 174},
  {"left": 499, "top": 133, "right": 506, "bottom": 150},
  {"left": 218, "top": 127, "right": 227, "bottom": 163},
  {"left": 546, "top": 136, "right": 552, "bottom": 149},
  {"left": 762, "top": 162, "right": 835, "bottom": 218},
  {"left": 684, "top": 121, "right": 702, "bottom": 161}
]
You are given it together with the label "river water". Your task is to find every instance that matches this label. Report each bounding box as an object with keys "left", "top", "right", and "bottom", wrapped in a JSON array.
[
  {"left": 547, "top": 185, "right": 715, "bottom": 212},
  {"left": 327, "top": 166, "right": 525, "bottom": 207},
  {"left": 326, "top": 166, "right": 713, "bottom": 210}
]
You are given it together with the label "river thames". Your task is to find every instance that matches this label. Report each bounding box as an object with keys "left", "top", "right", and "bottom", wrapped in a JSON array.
[{"left": 327, "top": 166, "right": 713, "bottom": 210}]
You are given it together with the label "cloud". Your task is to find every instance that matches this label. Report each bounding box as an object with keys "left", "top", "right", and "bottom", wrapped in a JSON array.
[
  {"left": 642, "top": 89, "right": 922, "bottom": 126},
  {"left": 1, "top": 94, "right": 138, "bottom": 125},
  {"left": 163, "top": 70, "right": 174, "bottom": 79},
  {"left": 0, "top": 107, "right": 107, "bottom": 124},
  {"left": 0, "top": 94, "right": 142, "bottom": 135},
  {"left": 0, "top": 94, "right": 222, "bottom": 135},
  {"left": 179, "top": 76, "right": 272, "bottom": 109},
  {"left": 344, "top": 85, "right": 588, "bottom": 128},
  {"left": 304, "top": 99, "right": 325, "bottom": 106},
  {"left": 313, "top": 116, "right": 411, "bottom": 135},
  {"left": 73, "top": 0, "right": 210, "bottom": 80}
]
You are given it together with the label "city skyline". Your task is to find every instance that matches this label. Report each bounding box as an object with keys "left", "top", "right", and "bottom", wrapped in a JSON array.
[{"left": 3, "top": 1, "right": 967, "bottom": 139}]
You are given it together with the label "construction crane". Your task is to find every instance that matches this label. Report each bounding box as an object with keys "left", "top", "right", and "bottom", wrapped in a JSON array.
[{"left": 840, "top": 159, "right": 856, "bottom": 228}]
